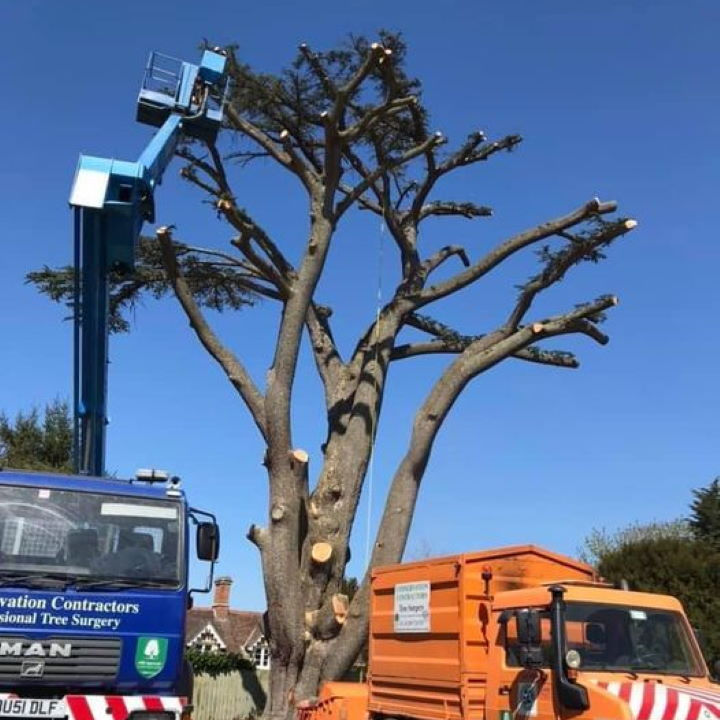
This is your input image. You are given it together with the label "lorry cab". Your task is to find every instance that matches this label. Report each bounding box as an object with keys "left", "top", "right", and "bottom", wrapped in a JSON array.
[
  {"left": 490, "top": 583, "right": 716, "bottom": 720},
  {"left": 0, "top": 468, "right": 218, "bottom": 715}
]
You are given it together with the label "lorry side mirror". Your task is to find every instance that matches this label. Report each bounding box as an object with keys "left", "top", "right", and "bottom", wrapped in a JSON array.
[
  {"left": 197, "top": 522, "right": 220, "bottom": 561},
  {"left": 549, "top": 585, "right": 589, "bottom": 711},
  {"left": 516, "top": 609, "right": 543, "bottom": 668}
]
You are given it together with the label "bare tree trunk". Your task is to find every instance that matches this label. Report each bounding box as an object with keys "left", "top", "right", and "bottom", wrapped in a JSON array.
[
  {"left": 295, "top": 641, "right": 330, "bottom": 702},
  {"left": 265, "top": 656, "right": 301, "bottom": 720}
]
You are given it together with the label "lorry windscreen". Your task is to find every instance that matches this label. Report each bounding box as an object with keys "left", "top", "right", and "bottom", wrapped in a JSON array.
[
  {"left": 0, "top": 484, "right": 182, "bottom": 588},
  {"left": 565, "top": 602, "right": 703, "bottom": 676}
]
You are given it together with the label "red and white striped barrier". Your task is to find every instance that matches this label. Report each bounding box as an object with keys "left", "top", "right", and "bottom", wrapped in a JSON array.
[
  {"left": 596, "top": 681, "right": 720, "bottom": 720},
  {"left": 0, "top": 694, "right": 188, "bottom": 720},
  {"left": 67, "top": 695, "right": 187, "bottom": 720}
]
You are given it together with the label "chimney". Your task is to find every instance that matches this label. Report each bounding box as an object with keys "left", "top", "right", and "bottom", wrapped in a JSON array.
[{"left": 213, "top": 577, "right": 232, "bottom": 620}]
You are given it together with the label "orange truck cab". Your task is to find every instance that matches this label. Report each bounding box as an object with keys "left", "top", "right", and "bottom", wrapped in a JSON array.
[{"left": 300, "top": 545, "right": 720, "bottom": 720}]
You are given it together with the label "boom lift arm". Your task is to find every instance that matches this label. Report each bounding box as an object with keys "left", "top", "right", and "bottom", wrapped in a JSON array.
[{"left": 68, "top": 50, "right": 228, "bottom": 476}]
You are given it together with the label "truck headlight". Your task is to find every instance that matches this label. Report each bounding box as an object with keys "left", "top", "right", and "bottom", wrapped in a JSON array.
[{"left": 565, "top": 649, "right": 582, "bottom": 669}]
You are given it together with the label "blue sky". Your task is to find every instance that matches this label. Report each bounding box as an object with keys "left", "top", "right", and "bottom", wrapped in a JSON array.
[{"left": 2, "top": 0, "right": 718, "bottom": 610}]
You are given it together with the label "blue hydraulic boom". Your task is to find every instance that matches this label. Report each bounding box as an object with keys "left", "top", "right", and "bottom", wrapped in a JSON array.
[{"left": 69, "top": 49, "right": 229, "bottom": 476}]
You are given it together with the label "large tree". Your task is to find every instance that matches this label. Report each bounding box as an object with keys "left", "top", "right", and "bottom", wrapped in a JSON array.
[{"left": 30, "top": 34, "right": 636, "bottom": 718}]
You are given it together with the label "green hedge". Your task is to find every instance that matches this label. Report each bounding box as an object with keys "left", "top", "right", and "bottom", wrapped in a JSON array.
[{"left": 186, "top": 649, "right": 255, "bottom": 676}]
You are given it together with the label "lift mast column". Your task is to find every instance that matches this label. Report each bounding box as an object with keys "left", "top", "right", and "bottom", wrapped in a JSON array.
[{"left": 68, "top": 49, "right": 228, "bottom": 476}]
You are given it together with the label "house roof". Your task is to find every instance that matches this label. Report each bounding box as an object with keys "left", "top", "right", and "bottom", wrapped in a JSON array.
[{"left": 186, "top": 607, "right": 264, "bottom": 653}]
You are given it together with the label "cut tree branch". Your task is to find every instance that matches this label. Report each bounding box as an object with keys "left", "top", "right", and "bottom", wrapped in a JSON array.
[
  {"left": 396, "top": 311, "right": 580, "bottom": 367},
  {"left": 305, "top": 302, "right": 343, "bottom": 410},
  {"left": 410, "top": 133, "right": 521, "bottom": 224},
  {"left": 535, "top": 295, "right": 619, "bottom": 342},
  {"left": 179, "top": 166, "right": 221, "bottom": 198},
  {"left": 225, "top": 104, "right": 318, "bottom": 192},
  {"left": 332, "top": 43, "right": 386, "bottom": 122},
  {"left": 335, "top": 133, "right": 445, "bottom": 219},
  {"left": 506, "top": 218, "right": 637, "bottom": 329},
  {"left": 439, "top": 133, "right": 523, "bottom": 173},
  {"left": 178, "top": 147, "right": 296, "bottom": 295},
  {"left": 230, "top": 233, "right": 290, "bottom": 296},
  {"left": 298, "top": 43, "right": 338, "bottom": 101},
  {"left": 418, "top": 201, "right": 493, "bottom": 222},
  {"left": 340, "top": 96, "right": 417, "bottom": 144},
  {"left": 391, "top": 340, "right": 579, "bottom": 368},
  {"left": 339, "top": 145, "right": 418, "bottom": 269},
  {"left": 246, "top": 524, "right": 269, "bottom": 551},
  {"left": 415, "top": 197, "right": 618, "bottom": 307},
  {"left": 422, "top": 245, "right": 470, "bottom": 275}
]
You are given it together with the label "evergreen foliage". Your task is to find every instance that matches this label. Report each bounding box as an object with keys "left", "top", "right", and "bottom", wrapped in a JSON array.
[
  {"left": 689, "top": 477, "right": 720, "bottom": 549},
  {"left": 27, "top": 238, "right": 257, "bottom": 334},
  {"left": 585, "top": 478, "right": 720, "bottom": 671},
  {"left": 597, "top": 536, "right": 720, "bottom": 670},
  {"left": 185, "top": 649, "right": 255, "bottom": 676},
  {"left": 0, "top": 400, "right": 73, "bottom": 472}
]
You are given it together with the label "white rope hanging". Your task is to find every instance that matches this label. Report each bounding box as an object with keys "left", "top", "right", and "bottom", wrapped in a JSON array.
[{"left": 364, "top": 220, "right": 385, "bottom": 570}]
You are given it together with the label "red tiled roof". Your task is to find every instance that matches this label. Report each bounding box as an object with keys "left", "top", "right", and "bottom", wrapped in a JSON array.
[{"left": 186, "top": 608, "right": 263, "bottom": 653}]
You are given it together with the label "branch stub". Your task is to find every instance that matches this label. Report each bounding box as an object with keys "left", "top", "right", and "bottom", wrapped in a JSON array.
[{"left": 311, "top": 542, "right": 333, "bottom": 564}]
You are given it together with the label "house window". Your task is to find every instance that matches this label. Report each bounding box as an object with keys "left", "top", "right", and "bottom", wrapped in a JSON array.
[
  {"left": 189, "top": 627, "right": 225, "bottom": 654},
  {"left": 247, "top": 637, "right": 270, "bottom": 669}
]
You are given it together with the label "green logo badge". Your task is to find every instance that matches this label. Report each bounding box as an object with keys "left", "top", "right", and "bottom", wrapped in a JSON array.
[{"left": 135, "top": 637, "right": 168, "bottom": 678}]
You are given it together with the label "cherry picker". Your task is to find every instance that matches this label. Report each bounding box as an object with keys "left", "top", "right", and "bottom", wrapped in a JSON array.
[
  {"left": 0, "top": 49, "right": 228, "bottom": 720},
  {"left": 69, "top": 48, "right": 228, "bottom": 476}
]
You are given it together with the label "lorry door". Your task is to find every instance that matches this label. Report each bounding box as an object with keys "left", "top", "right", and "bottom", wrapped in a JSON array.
[{"left": 486, "top": 611, "right": 558, "bottom": 720}]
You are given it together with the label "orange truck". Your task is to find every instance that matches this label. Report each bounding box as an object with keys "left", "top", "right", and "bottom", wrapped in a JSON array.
[{"left": 300, "top": 545, "right": 720, "bottom": 720}]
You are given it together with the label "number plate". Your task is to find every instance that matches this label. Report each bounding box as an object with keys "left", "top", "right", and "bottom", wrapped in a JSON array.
[{"left": 0, "top": 699, "right": 66, "bottom": 718}]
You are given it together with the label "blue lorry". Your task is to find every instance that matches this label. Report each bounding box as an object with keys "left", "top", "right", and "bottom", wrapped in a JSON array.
[
  {"left": 0, "top": 47, "right": 229, "bottom": 720},
  {"left": 0, "top": 467, "right": 219, "bottom": 719}
]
